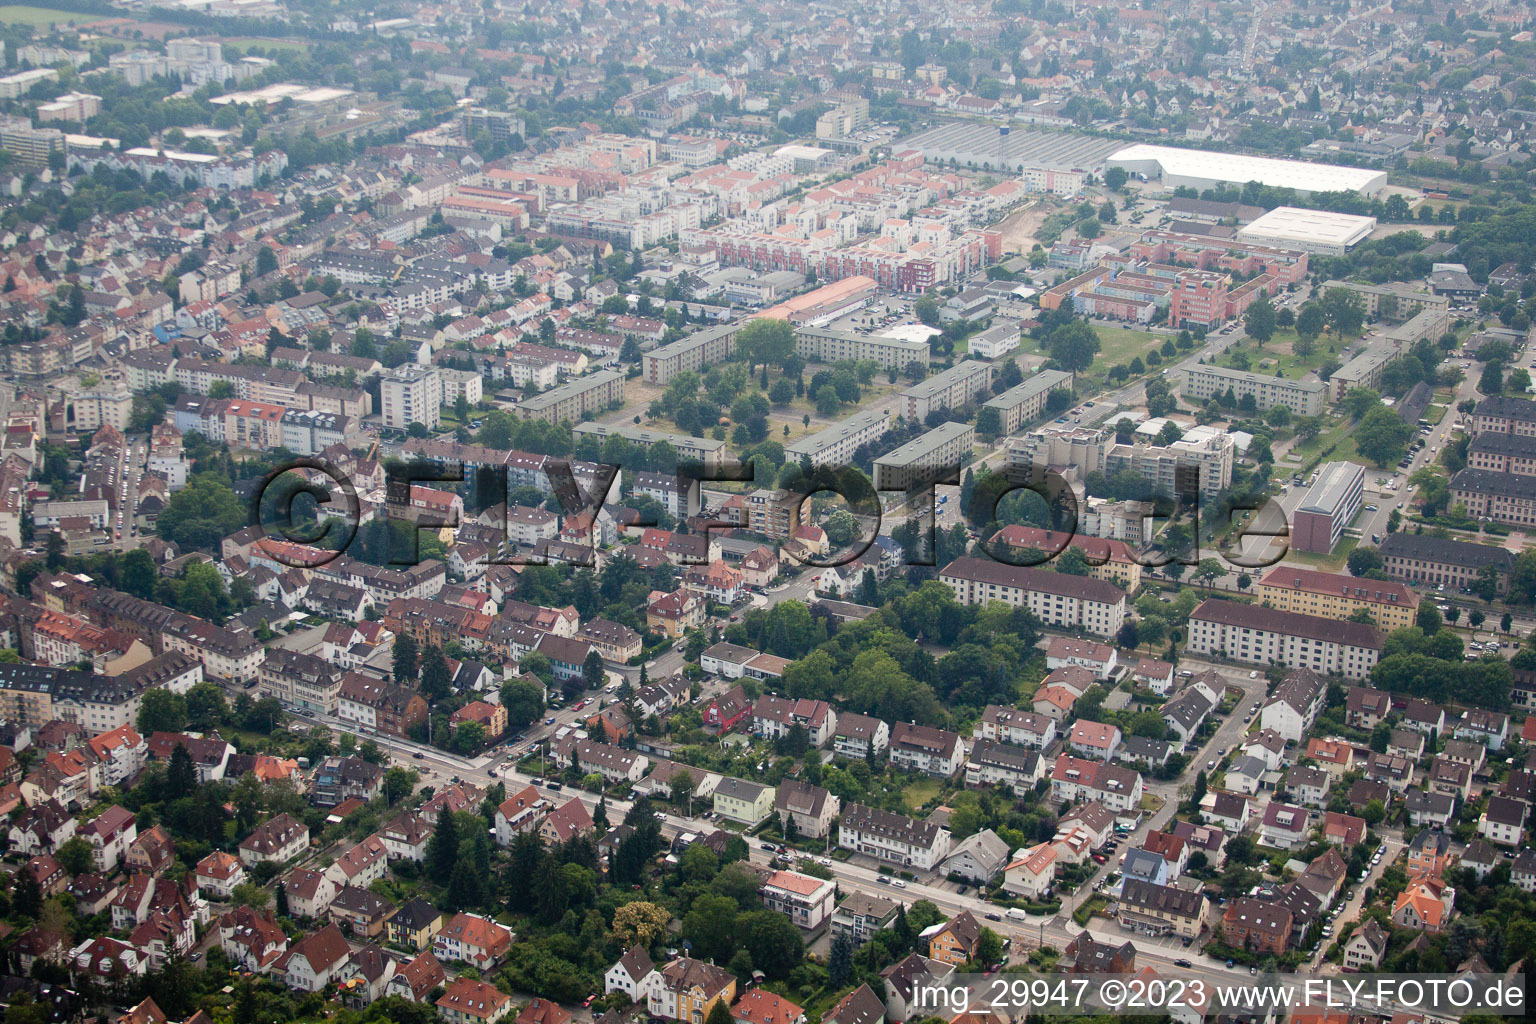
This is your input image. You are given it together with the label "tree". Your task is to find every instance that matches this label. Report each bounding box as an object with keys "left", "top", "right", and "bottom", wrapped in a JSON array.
[
  {"left": 705, "top": 1002, "right": 735, "bottom": 1024},
  {"left": 1117, "top": 621, "right": 1140, "bottom": 650},
  {"left": 137, "top": 688, "right": 187, "bottom": 734},
  {"left": 740, "top": 909, "right": 805, "bottom": 979},
  {"left": 582, "top": 649, "right": 606, "bottom": 691},
  {"left": 156, "top": 474, "right": 247, "bottom": 551},
  {"left": 256, "top": 245, "right": 278, "bottom": 277},
  {"left": 383, "top": 766, "right": 419, "bottom": 805},
  {"left": 167, "top": 744, "right": 197, "bottom": 795},
  {"left": 427, "top": 808, "right": 459, "bottom": 885},
  {"left": 612, "top": 901, "right": 671, "bottom": 947},
  {"left": 1416, "top": 599, "right": 1442, "bottom": 634},
  {"left": 1244, "top": 294, "right": 1276, "bottom": 346},
  {"left": 828, "top": 932, "right": 855, "bottom": 988},
  {"left": 1481, "top": 361, "right": 1504, "bottom": 396},
  {"left": 1046, "top": 320, "right": 1101, "bottom": 372},
  {"left": 913, "top": 296, "right": 941, "bottom": 327},
  {"left": 1195, "top": 558, "right": 1225, "bottom": 587},
  {"left": 274, "top": 881, "right": 289, "bottom": 918},
  {"left": 55, "top": 836, "right": 93, "bottom": 876},
  {"left": 13, "top": 869, "right": 41, "bottom": 920},
  {"left": 1347, "top": 547, "right": 1384, "bottom": 578},
  {"left": 1321, "top": 287, "right": 1366, "bottom": 338},
  {"left": 393, "top": 633, "right": 420, "bottom": 683},
  {"left": 734, "top": 318, "right": 795, "bottom": 370},
  {"left": 1354, "top": 406, "right": 1413, "bottom": 467},
  {"left": 1295, "top": 303, "right": 1325, "bottom": 346}
]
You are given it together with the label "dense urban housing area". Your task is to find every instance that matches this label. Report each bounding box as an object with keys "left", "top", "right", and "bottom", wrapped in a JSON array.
[{"left": 0, "top": 1, "right": 1534, "bottom": 1024}]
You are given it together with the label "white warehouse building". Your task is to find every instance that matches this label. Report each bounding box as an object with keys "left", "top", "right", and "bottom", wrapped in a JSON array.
[{"left": 1106, "top": 144, "right": 1388, "bottom": 197}]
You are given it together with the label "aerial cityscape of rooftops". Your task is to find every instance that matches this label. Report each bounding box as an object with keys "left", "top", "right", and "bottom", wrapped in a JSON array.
[{"left": 4, "top": 0, "right": 1536, "bottom": 1022}]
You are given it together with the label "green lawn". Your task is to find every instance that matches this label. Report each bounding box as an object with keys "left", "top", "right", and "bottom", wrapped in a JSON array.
[
  {"left": 0, "top": 4, "right": 94, "bottom": 26},
  {"left": 901, "top": 778, "right": 943, "bottom": 813},
  {"left": 221, "top": 36, "right": 311, "bottom": 54},
  {"left": 1284, "top": 536, "right": 1358, "bottom": 571},
  {"left": 1216, "top": 328, "right": 1348, "bottom": 379},
  {"left": 1094, "top": 325, "right": 1167, "bottom": 370}
]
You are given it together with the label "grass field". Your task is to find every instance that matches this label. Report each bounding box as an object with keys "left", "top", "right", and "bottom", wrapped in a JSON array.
[
  {"left": 901, "top": 778, "right": 943, "bottom": 812},
  {"left": 1285, "top": 535, "right": 1358, "bottom": 571},
  {"left": 221, "top": 36, "right": 310, "bottom": 54},
  {"left": 0, "top": 4, "right": 94, "bottom": 26},
  {"left": 1217, "top": 328, "right": 1349, "bottom": 379},
  {"left": 1094, "top": 325, "right": 1167, "bottom": 370}
]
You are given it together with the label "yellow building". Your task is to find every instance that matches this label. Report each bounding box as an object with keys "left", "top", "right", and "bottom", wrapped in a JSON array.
[
  {"left": 1257, "top": 566, "right": 1416, "bottom": 632},
  {"left": 649, "top": 958, "right": 736, "bottom": 1024}
]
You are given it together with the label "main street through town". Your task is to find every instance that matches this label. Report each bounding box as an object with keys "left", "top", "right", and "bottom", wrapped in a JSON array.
[{"left": 230, "top": 645, "right": 1275, "bottom": 991}]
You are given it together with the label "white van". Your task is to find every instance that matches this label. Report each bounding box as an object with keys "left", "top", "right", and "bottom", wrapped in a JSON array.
[{"left": 1006, "top": 908, "right": 1029, "bottom": 921}]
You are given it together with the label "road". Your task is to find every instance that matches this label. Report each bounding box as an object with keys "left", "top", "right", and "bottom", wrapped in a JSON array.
[{"left": 261, "top": 652, "right": 1271, "bottom": 988}]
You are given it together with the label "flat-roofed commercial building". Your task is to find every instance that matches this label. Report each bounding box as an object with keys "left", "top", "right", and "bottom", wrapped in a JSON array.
[
  {"left": 1106, "top": 144, "right": 1387, "bottom": 196},
  {"left": 1186, "top": 598, "right": 1383, "bottom": 680},
  {"left": 572, "top": 422, "right": 726, "bottom": 472},
  {"left": 1291, "top": 461, "right": 1364, "bottom": 554},
  {"left": 939, "top": 556, "right": 1127, "bottom": 637},
  {"left": 982, "top": 369, "right": 1074, "bottom": 435},
  {"left": 1235, "top": 207, "right": 1376, "bottom": 256},
  {"left": 794, "top": 326, "right": 930, "bottom": 370},
  {"left": 642, "top": 322, "right": 744, "bottom": 385},
  {"left": 516, "top": 369, "right": 626, "bottom": 424},
  {"left": 1180, "top": 364, "right": 1326, "bottom": 417},
  {"left": 1257, "top": 566, "right": 1417, "bottom": 632},
  {"left": 874, "top": 421, "right": 975, "bottom": 491},
  {"left": 900, "top": 360, "right": 993, "bottom": 422},
  {"left": 785, "top": 407, "right": 891, "bottom": 468}
]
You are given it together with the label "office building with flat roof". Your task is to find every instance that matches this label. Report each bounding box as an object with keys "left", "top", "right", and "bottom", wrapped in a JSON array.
[
  {"left": 1235, "top": 207, "right": 1376, "bottom": 256},
  {"left": 1292, "top": 461, "right": 1364, "bottom": 553}
]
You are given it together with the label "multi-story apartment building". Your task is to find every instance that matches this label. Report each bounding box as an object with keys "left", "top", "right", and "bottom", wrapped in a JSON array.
[
  {"left": 1377, "top": 533, "right": 1513, "bottom": 593},
  {"left": 784, "top": 408, "right": 891, "bottom": 469},
  {"left": 1471, "top": 396, "right": 1536, "bottom": 438},
  {"left": 1468, "top": 431, "right": 1536, "bottom": 476},
  {"left": 793, "top": 327, "right": 930, "bottom": 370},
  {"left": 1048, "top": 754, "right": 1144, "bottom": 813},
  {"left": 974, "top": 705, "right": 1057, "bottom": 749},
  {"left": 832, "top": 713, "right": 889, "bottom": 759},
  {"left": 1449, "top": 468, "right": 1536, "bottom": 528},
  {"left": 380, "top": 364, "right": 442, "bottom": 432},
  {"left": 642, "top": 323, "right": 743, "bottom": 385},
  {"left": 759, "top": 870, "right": 836, "bottom": 929},
  {"left": 939, "top": 557, "right": 1127, "bottom": 637},
  {"left": 888, "top": 723, "right": 966, "bottom": 777},
  {"left": 1186, "top": 599, "right": 1382, "bottom": 680},
  {"left": 982, "top": 369, "right": 1074, "bottom": 435},
  {"left": 258, "top": 649, "right": 341, "bottom": 714},
  {"left": 572, "top": 422, "right": 726, "bottom": 472},
  {"left": 873, "top": 422, "right": 975, "bottom": 491},
  {"left": 1106, "top": 431, "right": 1236, "bottom": 500},
  {"left": 900, "top": 360, "right": 993, "bottom": 422},
  {"left": 838, "top": 803, "right": 952, "bottom": 871},
  {"left": 1179, "top": 364, "right": 1326, "bottom": 417},
  {"left": 516, "top": 369, "right": 626, "bottom": 425},
  {"left": 1256, "top": 567, "right": 1416, "bottom": 632}
]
